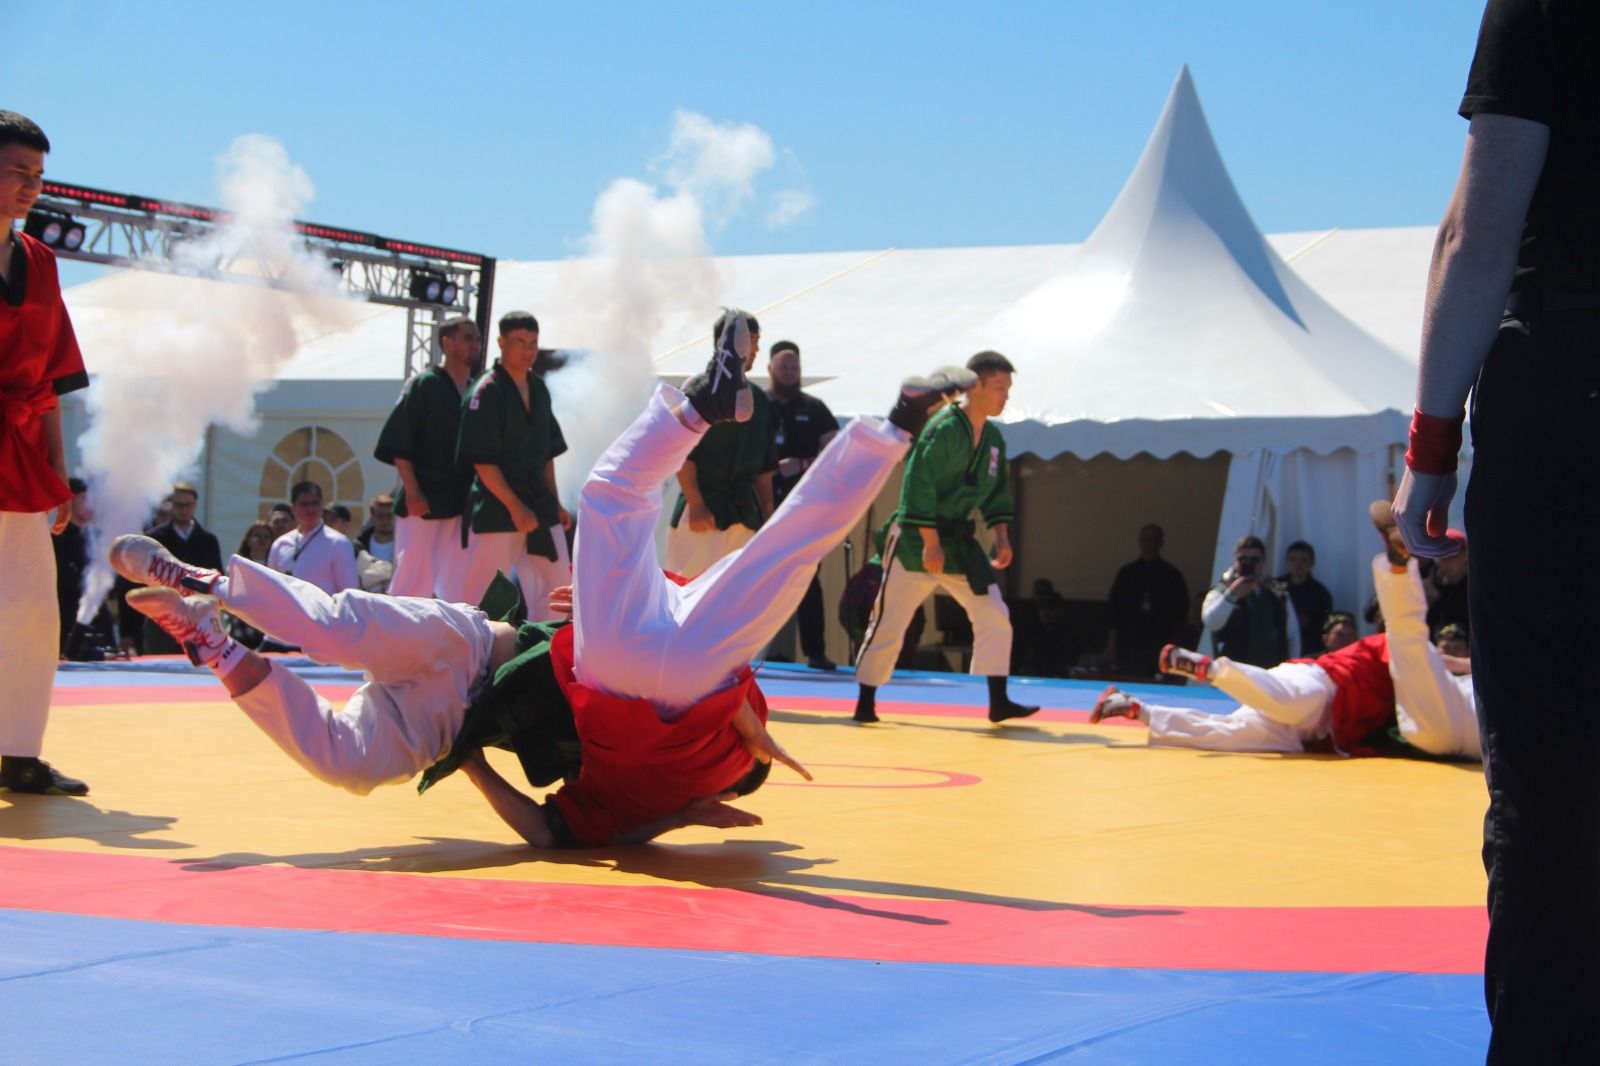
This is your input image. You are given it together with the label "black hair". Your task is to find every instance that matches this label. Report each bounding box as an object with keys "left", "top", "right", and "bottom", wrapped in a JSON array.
[
  {"left": 499, "top": 310, "right": 539, "bottom": 337},
  {"left": 439, "top": 316, "right": 478, "bottom": 341},
  {"left": 290, "top": 480, "right": 323, "bottom": 504},
  {"left": 269, "top": 502, "right": 293, "bottom": 516},
  {"left": 729, "top": 756, "right": 772, "bottom": 797},
  {"left": 1286, "top": 540, "right": 1316, "bottom": 561},
  {"left": 769, "top": 339, "right": 800, "bottom": 358},
  {"left": 0, "top": 110, "right": 50, "bottom": 153},
  {"left": 966, "top": 350, "right": 1016, "bottom": 377},
  {"left": 1322, "top": 611, "right": 1356, "bottom": 634},
  {"left": 329, "top": 504, "right": 352, "bottom": 522},
  {"left": 712, "top": 308, "right": 759, "bottom": 349},
  {"left": 67, "top": 476, "right": 87, "bottom": 494}
]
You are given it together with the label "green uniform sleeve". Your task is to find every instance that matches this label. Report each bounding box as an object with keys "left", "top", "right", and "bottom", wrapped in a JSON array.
[
  {"left": 899, "top": 411, "right": 958, "bottom": 529},
  {"left": 374, "top": 376, "right": 420, "bottom": 465}
]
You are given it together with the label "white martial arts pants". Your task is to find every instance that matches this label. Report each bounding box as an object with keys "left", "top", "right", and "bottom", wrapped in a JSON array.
[
  {"left": 1144, "top": 658, "right": 1337, "bottom": 754},
  {"left": 572, "top": 384, "right": 908, "bottom": 715},
  {"left": 852, "top": 528, "right": 1012, "bottom": 688},
  {"left": 0, "top": 510, "right": 59, "bottom": 758},
  {"left": 220, "top": 556, "right": 495, "bottom": 794},
  {"left": 388, "top": 514, "right": 470, "bottom": 601},
  {"left": 665, "top": 522, "right": 756, "bottom": 581},
  {"left": 455, "top": 527, "right": 571, "bottom": 623},
  {"left": 1371, "top": 555, "right": 1481, "bottom": 759}
]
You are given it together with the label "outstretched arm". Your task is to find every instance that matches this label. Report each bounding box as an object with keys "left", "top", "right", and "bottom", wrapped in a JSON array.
[
  {"left": 614, "top": 792, "right": 763, "bottom": 845},
  {"left": 460, "top": 749, "right": 555, "bottom": 848}
]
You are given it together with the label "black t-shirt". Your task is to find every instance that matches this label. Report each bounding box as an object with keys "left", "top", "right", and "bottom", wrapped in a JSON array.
[
  {"left": 1460, "top": 0, "right": 1600, "bottom": 293},
  {"left": 768, "top": 389, "right": 838, "bottom": 503}
]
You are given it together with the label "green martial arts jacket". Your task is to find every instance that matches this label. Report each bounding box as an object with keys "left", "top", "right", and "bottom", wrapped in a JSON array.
[
  {"left": 456, "top": 362, "right": 568, "bottom": 561},
  {"left": 890, "top": 403, "right": 1015, "bottom": 593},
  {"left": 373, "top": 366, "right": 475, "bottom": 520},
  {"left": 669, "top": 387, "right": 778, "bottom": 533}
]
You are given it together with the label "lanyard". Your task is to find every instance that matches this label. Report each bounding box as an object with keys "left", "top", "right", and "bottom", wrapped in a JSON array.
[{"left": 292, "top": 524, "right": 324, "bottom": 563}]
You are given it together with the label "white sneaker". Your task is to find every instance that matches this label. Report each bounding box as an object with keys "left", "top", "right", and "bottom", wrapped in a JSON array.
[
  {"left": 126, "top": 587, "right": 228, "bottom": 666},
  {"left": 110, "top": 534, "right": 222, "bottom": 594}
]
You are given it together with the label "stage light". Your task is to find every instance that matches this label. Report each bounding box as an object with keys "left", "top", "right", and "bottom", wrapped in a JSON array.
[
  {"left": 408, "top": 269, "right": 448, "bottom": 303},
  {"left": 24, "top": 209, "right": 87, "bottom": 252},
  {"left": 440, "top": 280, "right": 458, "bottom": 304}
]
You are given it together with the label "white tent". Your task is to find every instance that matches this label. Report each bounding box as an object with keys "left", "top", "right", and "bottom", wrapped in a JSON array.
[{"left": 62, "top": 66, "right": 1436, "bottom": 652}]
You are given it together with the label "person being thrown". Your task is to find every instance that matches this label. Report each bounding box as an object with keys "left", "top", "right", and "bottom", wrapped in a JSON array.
[
  {"left": 1090, "top": 501, "right": 1480, "bottom": 762},
  {"left": 111, "top": 312, "right": 956, "bottom": 846}
]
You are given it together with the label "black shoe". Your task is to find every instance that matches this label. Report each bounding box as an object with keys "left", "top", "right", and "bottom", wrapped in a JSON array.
[
  {"left": 683, "top": 312, "right": 754, "bottom": 425},
  {"left": 853, "top": 706, "right": 881, "bottom": 724},
  {"left": 1, "top": 756, "right": 89, "bottom": 796},
  {"left": 887, "top": 375, "right": 946, "bottom": 438},
  {"left": 806, "top": 654, "right": 838, "bottom": 672},
  {"left": 988, "top": 700, "right": 1040, "bottom": 724}
]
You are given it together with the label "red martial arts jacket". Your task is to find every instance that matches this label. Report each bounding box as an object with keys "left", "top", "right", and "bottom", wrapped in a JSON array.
[{"left": 1292, "top": 633, "right": 1395, "bottom": 755}]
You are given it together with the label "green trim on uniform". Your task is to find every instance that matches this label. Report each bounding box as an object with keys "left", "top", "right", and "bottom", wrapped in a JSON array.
[
  {"left": 457, "top": 362, "right": 569, "bottom": 560},
  {"left": 669, "top": 386, "right": 778, "bottom": 532},
  {"left": 374, "top": 366, "right": 475, "bottom": 520}
]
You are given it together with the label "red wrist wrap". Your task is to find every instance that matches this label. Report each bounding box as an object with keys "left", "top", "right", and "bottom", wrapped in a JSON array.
[{"left": 1405, "top": 409, "right": 1464, "bottom": 475}]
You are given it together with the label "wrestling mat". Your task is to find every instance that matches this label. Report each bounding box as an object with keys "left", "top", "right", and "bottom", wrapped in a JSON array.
[{"left": 2, "top": 657, "right": 1490, "bottom": 1063}]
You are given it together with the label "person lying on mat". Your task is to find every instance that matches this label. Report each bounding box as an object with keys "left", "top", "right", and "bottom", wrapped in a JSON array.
[
  {"left": 1090, "top": 501, "right": 1479, "bottom": 762},
  {"left": 111, "top": 315, "right": 959, "bottom": 846}
]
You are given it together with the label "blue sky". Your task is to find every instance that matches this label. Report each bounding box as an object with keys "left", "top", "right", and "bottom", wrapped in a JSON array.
[{"left": 8, "top": 1, "right": 1484, "bottom": 273}]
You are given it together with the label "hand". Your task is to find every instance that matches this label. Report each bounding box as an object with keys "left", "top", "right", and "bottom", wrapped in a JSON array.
[
  {"left": 991, "top": 541, "right": 1013, "bottom": 570},
  {"left": 680, "top": 793, "right": 763, "bottom": 830},
  {"left": 734, "top": 700, "right": 813, "bottom": 781},
  {"left": 549, "top": 585, "right": 574, "bottom": 617},
  {"left": 777, "top": 456, "right": 804, "bottom": 479},
  {"left": 921, "top": 541, "right": 945, "bottom": 574},
  {"left": 1226, "top": 574, "right": 1257, "bottom": 600},
  {"left": 1391, "top": 468, "right": 1461, "bottom": 559},
  {"left": 50, "top": 503, "right": 70, "bottom": 535},
  {"left": 686, "top": 501, "right": 715, "bottom": 533},
  {"left": 557, "top": 505, "right": 572, "bottom": 531},
  {"left": 511, "top": 507, "right": 541, "bottom": 534},
  {"left": 411, "top": 491, "right": 432, "bottom": 518}
]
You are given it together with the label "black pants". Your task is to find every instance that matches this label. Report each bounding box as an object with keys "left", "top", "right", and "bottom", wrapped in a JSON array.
[
  {"left": 1468, "top": 309, "right": 1600, "bottom": 1063},
  {"left": 796, "top": 571, "right": 826, "bottom": 659}
]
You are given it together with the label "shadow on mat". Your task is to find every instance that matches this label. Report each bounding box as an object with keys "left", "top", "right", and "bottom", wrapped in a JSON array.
[
  {"left": 0, "top": 796, "right": 190, "bottom": 850},
  {"left": 769, "top": 708, "right": 1115, "bottom": 746}
]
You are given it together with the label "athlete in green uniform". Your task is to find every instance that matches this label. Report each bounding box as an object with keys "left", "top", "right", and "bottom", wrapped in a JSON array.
[{"left": 852, "top": 350, "right": 1038, "bottom": 724}]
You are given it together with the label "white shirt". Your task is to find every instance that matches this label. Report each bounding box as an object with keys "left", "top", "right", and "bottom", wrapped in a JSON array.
[
  {"left": 268, "top": 523, "right": 359, "bottom": 595},
  {"left": 368, "top": 536, "right": 395, "bottom": 564}
]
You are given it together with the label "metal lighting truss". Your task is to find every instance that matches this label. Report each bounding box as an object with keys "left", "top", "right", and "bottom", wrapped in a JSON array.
[{"left": 34, "top": 180, "right": 496, "bottom": 377}]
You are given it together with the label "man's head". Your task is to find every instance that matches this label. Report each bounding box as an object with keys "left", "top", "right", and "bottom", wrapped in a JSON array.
[
  {"left": 768, "top": 340, "right": 801, "bottom": 394},
  {"left": 713, "top": 309, "right": 760, "bottom": 371},
  {"left": 962, "top": 350, "right": 1016, "bottom": 419},
  {"left": 325, "top": 504, "right": 353, "bottom": 537},
  {"left": 268, "top": 503, "right": 295, "bottom": 538},
  {"left": 1321, "top": 611, "right": 1358, "bottom": 652},
  {"left": 290, "top": 480, "right": 325, "bottom": 533},
  {"left": 1435, "top": 623, "right": 1470, "bottom": 659},
  {"left": 168, "top": 482, "right": 199, "bottom": 529},
  {"left": 369, "top": 494, "right": 396, "bottom": 538},
  {"left": 438, "top": 317, "right": 482, "bottom": 370},
  {"left": 1285, "top": 540, "right": 1315, "bottom": 582},
  {"left": 1138, "top": 523, "right": 1165, "bottom": 560},
  {"left": 67, "top": 476, "right": 90, "bottom": 526},
  {"left": 497, "top": 311, "right": 540, "bottom": 376},
  {"left": 0, "top": 111, "right": 49, "bottom": 225},
  {"left": 1233, "top": 535, "right": 1267, "bottom": 579}
]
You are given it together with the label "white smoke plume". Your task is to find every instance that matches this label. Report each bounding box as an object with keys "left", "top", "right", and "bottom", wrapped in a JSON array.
[
  {"left": 548, "top": 110, "right": 806, "bottom": 504},
  {"left": 73, "top": 134, "right": 353, "bottom": 622}
]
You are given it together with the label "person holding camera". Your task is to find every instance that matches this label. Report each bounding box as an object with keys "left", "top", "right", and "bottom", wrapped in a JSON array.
[{"left": 1199, "top": 534, "right": 1301, "bottom": 668}]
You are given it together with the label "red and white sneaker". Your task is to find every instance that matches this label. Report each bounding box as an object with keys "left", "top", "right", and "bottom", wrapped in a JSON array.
[
  {"left": 126, "top": 587, "right": 229, "bottom": 666},
  {"left": 1158, "top": 644, "right": 1212, "bottom": 682},
  {"left": 110, "top": 534, "right": 222, "bottom": 594},
  {"left": 1089, "top": 684, "right": 1144, "bottom": 723}
]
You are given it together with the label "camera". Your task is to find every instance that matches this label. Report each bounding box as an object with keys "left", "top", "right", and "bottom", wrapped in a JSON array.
[{"left": 1237, "top": 557, "right": 1257, "bottom": 578}]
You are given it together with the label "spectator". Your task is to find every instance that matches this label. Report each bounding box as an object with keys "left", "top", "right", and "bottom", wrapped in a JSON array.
[
  {"left": 267, "top": 503, "right": 294, "bottom": 539},
  {"left": 236, "top": 521, "right": 274, "bottom": 564},
  {"left": 1201, "top": 534, "right": 1301, "bottom": 668},
  {"left": 1027, "top": 578, "right": 1076, "bottom": 678},
  {"left": 454, "top": 311, "right": 570, "bottom": 616},
  {"left": 1279, "top": 540, "right": 1333, "bottom": 657},
  {"left": 1434, "top": 623, "right": 1469, "bottom": 660},
  {"left": 357, "top": 494, "right": 397, "bottom": 565},
  {"left": 1321, "top": 610, "right": 1358, "bottom": 654},
  {"left": 666, "top": 310, "right": 777, "bottom": 580},
  {"left": 1104, "top": 523, "right": 1189, "bottom": 676},
  {"left": 139, "top": 481, "right": 224, "bottom": 655},
  {"left": 267, "top": 480, "right": 357, "bottom": 596},
  {"left": 52, "top": 477, "right": 114, "bottom": 660},
  {"left": 0, "top": 109, "right": 92, "bottom": 796},
  {"left": 1422, "top": 529, "right": 1469, "bottom": 637},
  {"left": 765, "top": 339, "right": 840, "bottom": 669}
]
